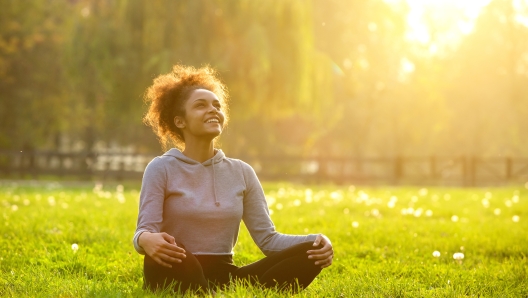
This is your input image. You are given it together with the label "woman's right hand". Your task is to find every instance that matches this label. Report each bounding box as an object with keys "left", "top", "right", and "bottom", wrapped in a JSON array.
[{"left": 138, "top": 232, "right": 186, "bottom": 268}]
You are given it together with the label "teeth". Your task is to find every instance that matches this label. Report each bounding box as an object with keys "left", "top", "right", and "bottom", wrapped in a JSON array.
[{"left": 206, "top": 119, "right": 219, "bottom": 123}]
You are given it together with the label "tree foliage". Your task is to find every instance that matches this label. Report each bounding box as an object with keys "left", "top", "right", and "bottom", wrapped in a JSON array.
[{"left": 1, "top": 0, "right": 527, "bottom": 157}]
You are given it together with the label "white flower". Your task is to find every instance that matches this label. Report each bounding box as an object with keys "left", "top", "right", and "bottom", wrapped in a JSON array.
[
  {"left": 425, "top": 210, "right": 433, "bottom": 217},
  {"left": 494, "top": 208, "right": 501, "bottom": 215},
  {"left": 71, "top": 243, "right": 79, "bottom": 253},
  {"left": 352, "top": 221, "right": 359, "bottom": 228},
  {"left": 453, "top": 252, "right": 464, "bottom": 260},
  {"left": 451, "top": 215, "right": 459, "bottom": 222},
  {"left": 432, "top": 251, "right": 441, "bottom": 257},
  {"left": 512, "top": 215, "right": 520, "bottom": 223}
]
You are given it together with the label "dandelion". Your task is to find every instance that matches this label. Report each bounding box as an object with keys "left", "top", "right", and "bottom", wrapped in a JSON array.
[
  {"left": 425, "top": 210, "right": 433, "bottom": 217},
  {"left": 117, "top": 193, "right": 126, "bottom": 204},
  {"left": 400, "top": 209, "right": 408, "bottom": 215},
  {"left": 451, "top": 215, "right": 459, "bottom": 222},
  {"left": 453, "top": 252, "right": 464, "bottom": 260},
  {"left": 485, "top": 192, "right": 492, "bottom": 199},
  {"left": 330, "top": 191, "right": 343, "bottom": 201},
  {"left": 444, "top": 194, "right": 451, "bottom": 201},
  {"left": 352, "top": 221, "right": 359, "bottom": 228},
  {"left": 512, "top": 215, "right": 520, "bottom": 223},
  {"left": 371, "top": 209, "right": 380, "bottom": 217},
  {"left": 71, "top": 243, "right": 79, "bottom": 253},
  {"left": 512, "top": 195, "right": 519, "bottom": 203},
  {"left": 387, "top": 201, "right": 396, "bottom": 208},
  {"left": 481, "top": 199, "right": 490, "bottom": 208},
  {"left": 413, "top": 208, "right": 423, "bottom": 217},
  {"left": 93, "top": 182, "right": 103, "bottom": 192},
  {"left": 493, "top": 208, "right": 501, "bottom": 215},
  {"left": 11, "top": 205, "right": 18, "bottom": 211},
  {"left": 61, "top": 203, "right": 69, "bottom": 209},
  {"left": 505, "top": 200, "right": 512, "bottom": 207},
  {"left": 432, "top": 251, "right": 441, "bottom": 257},
  {"left": 116, "top": 184, "right": 124, "bottom": 193},
  {"left": 265, "top": 196, "right": 276, "bottom": 206},
  {"left": 411, "top": 196, "right": 419, "bottom": 203},
  {"left": 23, "top": 199, "right": 30, "bottom": 206},
  {"left": 418, "top": 188, "right": 428, "bottom": 196},
  {"left": 343, "top": 208, "right": 350, "bottom": 214},
  {"left": 48, "top": 196, "right": 56, "bottom": 206},
  {"left": 293, "top": 199, "right": 301, "bottom": 206},
  {"left": 276, "top": 203, "right": 283, "bottom": 210}
]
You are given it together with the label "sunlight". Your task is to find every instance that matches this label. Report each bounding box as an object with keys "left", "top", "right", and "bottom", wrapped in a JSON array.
[{"left": 404, "top": 0, "right": 492, "bottom": 46}]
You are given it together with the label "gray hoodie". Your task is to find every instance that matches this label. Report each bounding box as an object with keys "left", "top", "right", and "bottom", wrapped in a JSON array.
[{"left": 133, "top": 148, "right": 317, "bottom": 256}]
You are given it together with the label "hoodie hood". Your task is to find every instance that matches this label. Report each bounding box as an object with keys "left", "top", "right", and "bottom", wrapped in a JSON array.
[
  {"left": 163, "top": 148, "right": 225, "bottom": 166},
  {"left": 163, "top": 148, "right": 224, "bottom": 207}
]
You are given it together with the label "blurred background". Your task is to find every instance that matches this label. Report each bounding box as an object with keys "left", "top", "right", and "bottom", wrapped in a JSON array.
[{"left": 1, "top": 0, "right": 528, "bottom": 184}]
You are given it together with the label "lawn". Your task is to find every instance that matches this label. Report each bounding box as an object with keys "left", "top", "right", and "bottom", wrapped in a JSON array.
[{"left": 0, "top": 180, "right": 527, "bottom": 297}]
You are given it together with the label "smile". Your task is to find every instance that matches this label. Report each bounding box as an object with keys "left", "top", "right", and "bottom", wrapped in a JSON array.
[{"left": 205, "top": 118, "right": 220, "bottom": 123}]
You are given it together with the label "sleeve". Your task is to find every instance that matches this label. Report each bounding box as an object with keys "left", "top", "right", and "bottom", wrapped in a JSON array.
[
  {"left": 240, "top": 161, "right": 317, "bottom": 256},
  {"left": 132, "top": 158, "right": 167, "bottom": 255}
]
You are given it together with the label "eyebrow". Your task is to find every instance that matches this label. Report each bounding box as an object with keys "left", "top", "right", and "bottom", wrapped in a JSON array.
[{"left": 192, "top": 98, "right": 221, "bottom": 104}]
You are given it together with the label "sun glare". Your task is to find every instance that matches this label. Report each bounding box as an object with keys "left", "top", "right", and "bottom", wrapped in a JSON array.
[{"left": 404, "top": 0, "right": 492, "bottom": 47}]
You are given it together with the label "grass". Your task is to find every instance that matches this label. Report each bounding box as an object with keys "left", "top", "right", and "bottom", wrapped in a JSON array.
[{"left": 0, "top": 180, "right": 527, "bottom": 297}]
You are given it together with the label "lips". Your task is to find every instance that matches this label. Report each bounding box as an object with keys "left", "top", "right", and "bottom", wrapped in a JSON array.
[{"left": 205, "top": 117, "right": 220, "bottom": 123}]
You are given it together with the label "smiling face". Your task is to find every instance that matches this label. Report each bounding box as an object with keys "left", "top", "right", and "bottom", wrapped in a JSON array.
[{"left": 174, "top": 89, "right": 225, "bottom": 143}]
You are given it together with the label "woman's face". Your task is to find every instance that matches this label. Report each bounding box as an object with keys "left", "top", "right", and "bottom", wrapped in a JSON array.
[{"left": 174, "top": 89, "right": 225, "bottom": 141}]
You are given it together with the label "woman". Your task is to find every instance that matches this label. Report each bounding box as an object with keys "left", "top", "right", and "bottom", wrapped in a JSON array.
[{"left": 133, "top": 65, "right": 333, "bottom": 294}]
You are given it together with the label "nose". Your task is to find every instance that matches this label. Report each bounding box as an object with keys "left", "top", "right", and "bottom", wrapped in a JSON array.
[{"left": 208, "top": 104, "right": 220, "bottom": 113}]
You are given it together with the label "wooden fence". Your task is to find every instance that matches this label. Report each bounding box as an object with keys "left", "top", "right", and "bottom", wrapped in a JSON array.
[{"left": 1, "top": 150, "right": 528, "bottom": 186}]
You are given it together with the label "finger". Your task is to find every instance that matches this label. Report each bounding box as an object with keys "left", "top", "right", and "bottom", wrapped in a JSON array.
[
  {"left": 307, "top": 243, "right": 332, "bottom": 255},
  {"left": 161, "top": 233, "right": 176, "bottom": 245},
  {"left": 159, "top": 253, "right": 184, "bottom": 264},
  {"left": 315, "top": 256, "right": 333, "bottom": 267},
  {"left": 160, "top": 248, "right": 186, "bottom": 259},
  {"left": 312, "top": 234, "right": 322, "bottom": 247},
  {"left": 308, "top": 250, "right": 333, "bottom": 260},
  {"left": 320, "top": 260, "right": 333, "bottom": 268},
  {"left": 154, "top": 256, "right": 173, "bottom": 268},
  {"left": 161, "top": 243, "right": 186, "bottom": 254}
]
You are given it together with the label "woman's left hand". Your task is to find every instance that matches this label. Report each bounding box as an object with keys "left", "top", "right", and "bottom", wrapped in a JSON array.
[{"left": 307, "top": 234, "right": 333, "bottom": 268}]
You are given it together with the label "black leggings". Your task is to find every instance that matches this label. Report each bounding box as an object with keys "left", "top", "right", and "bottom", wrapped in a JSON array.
[{"left": 143, "top": 241, "right": 323, "bottom": 294}]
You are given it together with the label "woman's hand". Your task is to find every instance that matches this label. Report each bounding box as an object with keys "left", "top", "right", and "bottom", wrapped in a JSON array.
[
  {"left": 138, "top": 232, "right": 186, "bottom": 268},
  {"left": 306, "top": 234, "right": 333, "bottom": 268}
]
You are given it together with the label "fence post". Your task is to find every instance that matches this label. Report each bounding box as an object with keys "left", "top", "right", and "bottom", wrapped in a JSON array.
[
  {"left": 430, "top": 155, "right": 437, "bottom": 180},
  {"left": 505, "top": 157, "right": 512, "bottom": 181},
  {"left": 469, "top": 155, "right": 476, "bottom": 187},
  {"left": 394, "top": 156, "right": 403, "bottom": 184}
]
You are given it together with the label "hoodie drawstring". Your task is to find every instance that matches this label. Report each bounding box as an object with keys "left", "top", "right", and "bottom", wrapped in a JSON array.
[{"left": 212, "top": 157, "right": 220, "bottom": 207}]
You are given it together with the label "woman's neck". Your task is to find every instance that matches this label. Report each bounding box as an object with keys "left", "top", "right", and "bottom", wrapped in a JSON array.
[{"left": 182, "top": 139, "right": 215, "bottom": 163}]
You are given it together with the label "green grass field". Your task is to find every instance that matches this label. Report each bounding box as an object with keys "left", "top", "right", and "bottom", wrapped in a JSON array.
[{"left": 0, "top": 181, "right": 527, "bottom": 297}]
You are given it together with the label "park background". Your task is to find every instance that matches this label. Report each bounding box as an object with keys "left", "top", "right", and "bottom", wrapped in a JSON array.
[
  {"left": 2, "top": 0, "right": 528, "bottom": 162},
  {"left": 1, "top": 1, "right": 528, "bottom": 297}
]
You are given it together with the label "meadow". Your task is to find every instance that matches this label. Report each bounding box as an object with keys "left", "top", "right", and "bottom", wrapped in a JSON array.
[{"left": 0, "top": 180, "right": 526, "bottom": 297}]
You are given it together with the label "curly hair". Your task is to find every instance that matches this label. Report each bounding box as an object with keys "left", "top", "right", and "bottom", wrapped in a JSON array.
[{"left": 143, "top": 64, "right": 229, "bottom": 150}]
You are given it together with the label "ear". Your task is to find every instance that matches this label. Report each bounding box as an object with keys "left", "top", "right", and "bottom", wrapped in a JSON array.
[{"left": 174, "top": 116, "right": 186, "bottom": 129}]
